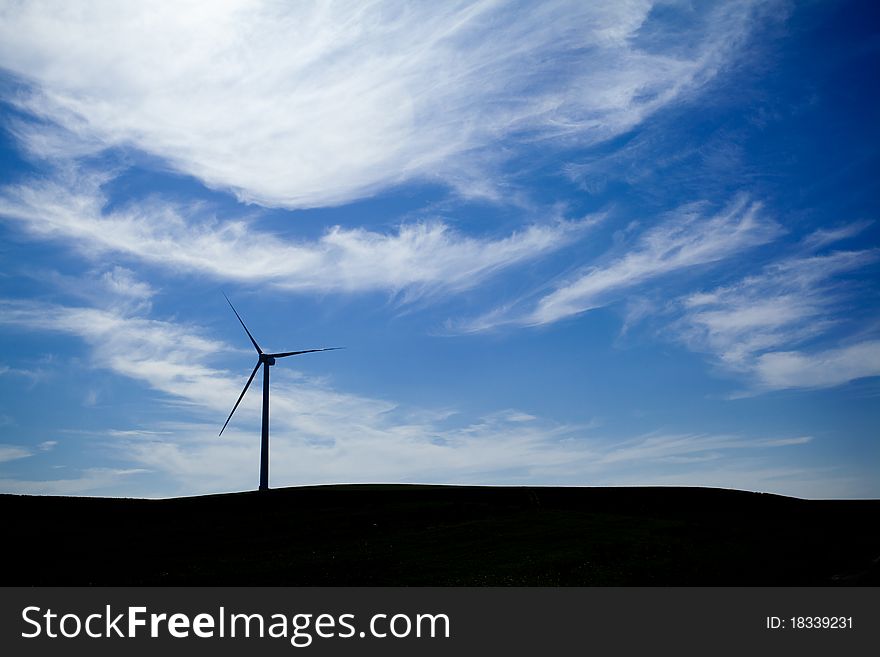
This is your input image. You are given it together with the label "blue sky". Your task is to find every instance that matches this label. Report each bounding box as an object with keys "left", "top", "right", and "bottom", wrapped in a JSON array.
[{"left": 0, "top": 1, "right": 877, "bottom": 498}]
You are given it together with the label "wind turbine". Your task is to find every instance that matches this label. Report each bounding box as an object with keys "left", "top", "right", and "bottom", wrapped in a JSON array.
[{"left": 219, "top": 294, "right": 342, "bottom": 491}]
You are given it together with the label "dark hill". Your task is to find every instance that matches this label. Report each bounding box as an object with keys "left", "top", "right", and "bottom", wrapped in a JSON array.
[{"left": 2, "top": 485, "right": 878, "bottom": 585}]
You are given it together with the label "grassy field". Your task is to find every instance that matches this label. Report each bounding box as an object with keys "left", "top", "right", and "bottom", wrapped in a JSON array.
[{"left": 2, "top": 485, "right": 878, "bottom": 585}]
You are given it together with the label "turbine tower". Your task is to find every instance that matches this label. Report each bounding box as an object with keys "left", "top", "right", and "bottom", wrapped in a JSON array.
[{"left": 219, "top": 294, "right": 342, "bottom": 491}]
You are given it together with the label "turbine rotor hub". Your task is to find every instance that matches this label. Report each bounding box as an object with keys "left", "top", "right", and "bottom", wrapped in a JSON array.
[{"left": 261, "top": 355, "right": 276, "bottom": 366}]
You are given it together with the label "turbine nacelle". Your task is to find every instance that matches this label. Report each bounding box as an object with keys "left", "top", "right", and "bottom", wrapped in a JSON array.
[{"left": 260, "top": 354, "right": 276, "bottom": 366}]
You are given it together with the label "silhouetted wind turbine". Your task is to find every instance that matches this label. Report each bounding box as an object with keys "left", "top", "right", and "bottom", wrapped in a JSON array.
[{"left": 219, "top": 293, "right": 342, "bottom": 491}]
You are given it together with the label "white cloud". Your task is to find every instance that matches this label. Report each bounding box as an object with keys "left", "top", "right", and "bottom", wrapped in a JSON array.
[
  {"left": 24, "top": 265, "right": 157, "bottom": 315},
  {"left": 753, "top": 341, "right": 880, "bottom": 391},
  {"left": 0, "top": 468, "right": 148, "bottom": 496},
  {"left": 594, "top": 432, "right": 813, "bottom": 465},
  {"left": 0, "top": 168, "right": 593, "bottom": 296},
  {"left": 99, "top": 266, "right": 155, "bottom": 302},
  {"left": 800, "top": 220, "right": 873, "bottom": 250},
  {"left": 0, "top": 444, "right": 32, "bottom": 463},
  {"left": 681, "top": 249, "right": 877, "bottom": 366},
  {"left": 0, "top": 1, "right": 763, "bottom": 208},
  {"left": 678, "top": 241, "right": 880, "bottom": 390},
  {"left": 0, "top": 300, "right": 232, "bottom": 413},
  {"left": 460, "top": 195, "right": 780, "bottom": 329},
  {"left": 0, "top": 361, "right": 49, "bottom": 387}
]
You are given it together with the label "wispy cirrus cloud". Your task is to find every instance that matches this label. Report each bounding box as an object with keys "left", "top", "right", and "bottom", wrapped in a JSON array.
[
  {"left": 677, "top": 223, "right": 880, "bottom": 391},
  {"left": 681, "top": 248, "right": 878, "bottom": 367},
  {"left": 800, "top": 219, "right": 874, "bottom": 251},
  {"left": 0, "top": 1, "right": 765, "bottom": 208},
  {"left": 0, "top": 444, "right": 32, "bottom": 463},
  {"left": 0, "top": 168, "right": 593, "bottom": 296},
  {"left": 459, "top": 195, "right": 780, "bottom": 330},
  {"left": 20, "top": 265, "right": 157, "bottom": 315},
  {"left": 0, "top": 299, "right": 231, "bottom": 410},
  {"left": 595, "top": 432, "right": 812, "bottom": 465},
  {"left": 752, "top": 341, "right": 880, "bottom": 391},
  {"left": 0, "top": 361, "right": 51, "bottom": 388},
  {"left": 0, "top": 468, "right": 148, "bottom": 496}
]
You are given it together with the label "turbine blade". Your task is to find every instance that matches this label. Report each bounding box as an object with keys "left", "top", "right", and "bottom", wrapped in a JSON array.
[
  {"left": 268, "top": 347, "right": 345, "bottom": 359},
  {"left": 219, "top": 360, "right": 261, "bottom": 436},
  {"left": 223, "top": 292, "right": 262, "bottom": 354}
]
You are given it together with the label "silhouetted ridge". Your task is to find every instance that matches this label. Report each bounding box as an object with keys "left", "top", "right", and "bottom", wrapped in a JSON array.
[{"left": 2, "top": 485, "right": 877, "bottom": 585}]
